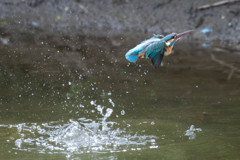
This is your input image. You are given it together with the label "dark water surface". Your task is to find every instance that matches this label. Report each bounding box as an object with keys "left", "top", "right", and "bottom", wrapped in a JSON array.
[{"left": 0, "top": 37, "right": 240, "bottom": 159}]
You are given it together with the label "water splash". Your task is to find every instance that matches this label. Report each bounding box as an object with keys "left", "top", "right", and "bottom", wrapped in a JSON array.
[
  {"left": 185, "top": 125, "right": 202, "bottom": 140},
  {"left": 1, "top": 101, "right": 158, "bottom": 157}
]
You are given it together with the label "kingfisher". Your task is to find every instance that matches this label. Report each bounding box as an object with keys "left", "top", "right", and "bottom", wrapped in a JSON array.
[{"left": 125, "top": 30, "right": 192, "bottom": 68}]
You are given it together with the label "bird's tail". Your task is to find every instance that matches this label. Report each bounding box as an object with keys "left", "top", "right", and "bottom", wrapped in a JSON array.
[{"left": 125, "top": 50, "right": 139, "bottom": 63}]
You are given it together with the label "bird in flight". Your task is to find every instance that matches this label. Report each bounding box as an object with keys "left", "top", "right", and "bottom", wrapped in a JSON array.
[{"left": 125, "top": 30, "right": 192, "bottom": 68}]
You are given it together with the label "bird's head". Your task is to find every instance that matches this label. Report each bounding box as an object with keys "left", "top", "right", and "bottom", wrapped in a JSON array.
[{"left": 163, "top": 30, "right": 193, "bottom": 47}]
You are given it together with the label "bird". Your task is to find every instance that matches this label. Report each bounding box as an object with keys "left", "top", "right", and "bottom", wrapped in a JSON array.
[{"left": 125, "top": 30, "right": 192, "bottom": 68}]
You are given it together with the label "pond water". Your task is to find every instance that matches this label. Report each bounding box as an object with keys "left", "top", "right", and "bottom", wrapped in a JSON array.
[{"left": 0, "top": 37, "right": 240, "bottom": 160}]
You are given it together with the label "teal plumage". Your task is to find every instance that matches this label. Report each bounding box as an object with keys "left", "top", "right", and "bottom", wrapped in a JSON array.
[
  {"left": 125, "top": 34, "right": 175, "bottom": 68},
  {"left": 144, "top": 41, "right": 165, "bottom": 68},
  {"left": 125, "top": 35, "right": 163, "bottom": 64},
  {"left": 125, "top": 30, "right": 193, "bottom": 68}
]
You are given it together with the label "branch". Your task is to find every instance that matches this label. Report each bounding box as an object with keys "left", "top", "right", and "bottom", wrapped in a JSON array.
[
  {"left": 210, "top": 54, "right": 240, "bottom": 80},
  {"left": 197, "top": 0, "right": 240, "bottom": 10}
]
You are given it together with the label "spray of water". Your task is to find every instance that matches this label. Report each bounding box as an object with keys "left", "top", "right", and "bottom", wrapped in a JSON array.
[{"left": 1, "top": 100, "right": 158, "bottom": 157}]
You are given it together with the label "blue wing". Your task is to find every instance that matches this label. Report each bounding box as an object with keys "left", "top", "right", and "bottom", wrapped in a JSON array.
[
  {"left": 125, "top": 37, "right": 162, "bottom": 63},
  {"left": 144, "top": 41, "right": 165, "bottom": 68},
  {"left": 150, "top": 53, "right": 164, "bottom": 68}
]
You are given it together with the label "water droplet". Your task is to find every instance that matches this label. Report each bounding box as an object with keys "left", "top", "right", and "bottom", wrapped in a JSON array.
[
  {"left": 149, "top": 146, "right": 158, "bottom": 149},
  {"left": 79, "top": 104, "right": 84, "bottom": 108},
  {"left": 108, "top": 98, "right": 115, "bottom": 107},
  {"left": 90, "top": 100, "right": 96, "bottom": 106},
  {"left": 15, "top": 139, "right": 22, "bottom": 148},
  {"left": 96, "top": 105, "right": 104, "bottom": 115}
]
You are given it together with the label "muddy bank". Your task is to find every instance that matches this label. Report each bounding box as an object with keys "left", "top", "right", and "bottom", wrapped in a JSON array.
[
  {"left": 0, "top": 0, "right": 240, "bottom": 47},
  {"left": 0, "top": 0, "right": 240, "bottom": 82}
]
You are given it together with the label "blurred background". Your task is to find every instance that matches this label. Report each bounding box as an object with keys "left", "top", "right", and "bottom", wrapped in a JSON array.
[{"left": 0, "top": 0, "right": 240, "bottom": 159}]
